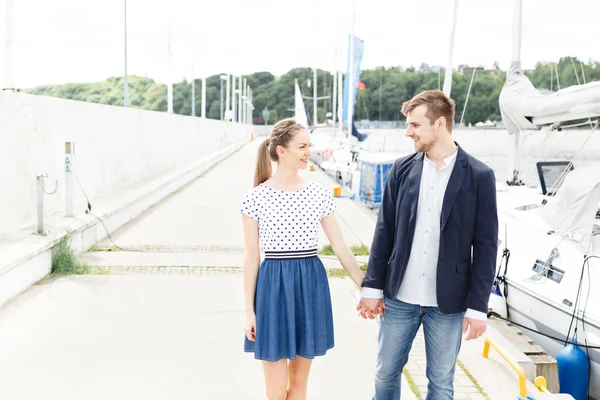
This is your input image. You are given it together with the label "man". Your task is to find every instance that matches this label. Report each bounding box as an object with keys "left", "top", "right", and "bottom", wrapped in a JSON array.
[{"left": 358, "top": 90, "right": 498, "bottom": 400}]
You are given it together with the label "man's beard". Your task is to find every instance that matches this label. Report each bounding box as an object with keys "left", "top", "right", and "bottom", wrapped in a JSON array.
[{"left": 415, "top": 136, "right": 437, "bottom": 153}]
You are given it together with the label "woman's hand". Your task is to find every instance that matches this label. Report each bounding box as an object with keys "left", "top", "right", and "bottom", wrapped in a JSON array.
[{"left": 244, "top": 313, "right": 256, "bottom": 342}]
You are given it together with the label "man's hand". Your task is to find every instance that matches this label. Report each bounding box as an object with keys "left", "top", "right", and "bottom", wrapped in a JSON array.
[
  {"left": 357, "top": 298, "right": 385, "bottom": 319},
  {"left": 462, "top": 317, "right": 486, "bottom": 340}
]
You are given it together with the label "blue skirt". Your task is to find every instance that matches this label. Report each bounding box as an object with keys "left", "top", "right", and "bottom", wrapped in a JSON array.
[{"left": 244, "top": 254, "right": 334, "bottom": 362}]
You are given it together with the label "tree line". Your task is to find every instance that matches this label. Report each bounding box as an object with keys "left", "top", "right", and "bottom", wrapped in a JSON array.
[{"left": 27, "top": 57, "right": 599, "bottom": 126}]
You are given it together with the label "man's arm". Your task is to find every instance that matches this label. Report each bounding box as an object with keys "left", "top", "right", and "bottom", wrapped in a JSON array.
[
  {"left": 362, "top": 162, "right": 399, "bottom": 291},
  {"left": 469, "top": 168, "right": 499, "bottom": 314}
]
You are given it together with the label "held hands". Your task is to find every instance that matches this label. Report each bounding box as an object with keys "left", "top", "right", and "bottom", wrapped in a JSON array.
[
  {"left": 244, "top": 313, "right": 256, "bottom": 342},
  {"left": 356, "top": 298, "right": 385, "bottom": 319},
  {"left": 462, "top": 317, "right": 486, "bottom": 340}
]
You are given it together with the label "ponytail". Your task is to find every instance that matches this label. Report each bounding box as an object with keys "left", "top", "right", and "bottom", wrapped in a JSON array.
[{"left": 254, "top": 138, "right": 272, "bottom": 187}]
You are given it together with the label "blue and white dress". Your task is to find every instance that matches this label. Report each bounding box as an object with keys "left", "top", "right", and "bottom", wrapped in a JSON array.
[{"left": 240, "top": 181, "right": 335, "bottom": 361}]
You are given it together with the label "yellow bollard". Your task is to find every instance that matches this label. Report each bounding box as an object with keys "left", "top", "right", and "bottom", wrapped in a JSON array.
[{"left": 333, "top": 186, "right": 342, "bottom": 197}]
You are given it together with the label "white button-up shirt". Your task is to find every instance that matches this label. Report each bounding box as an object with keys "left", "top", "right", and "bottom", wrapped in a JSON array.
[{"left": 362, "top": 151, "right": 486, "bottom": 321}]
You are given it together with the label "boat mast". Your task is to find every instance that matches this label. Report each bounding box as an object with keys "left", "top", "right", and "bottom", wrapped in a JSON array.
[
  {"left": 332, "top": 46, "right": 338, "bottom": 137},
  {"left": 508, "top": 0, "right": 524, "bottom": 185},
  {"left": 442, "top": 0, "right": 459, "bottom": 97},
  {"left": 313, "top": 67, "right": 318, "bottom": 126}
]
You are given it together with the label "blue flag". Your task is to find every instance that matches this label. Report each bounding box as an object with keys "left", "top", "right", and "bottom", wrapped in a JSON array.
[
  {"left": 342, "top": 34, "right": 364, "bottom": 123},
  {"left": 351, "top": 121, "right": 369, "bottom": 142}
]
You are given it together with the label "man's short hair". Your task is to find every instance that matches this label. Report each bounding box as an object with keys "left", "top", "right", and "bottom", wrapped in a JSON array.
[{"left": 401, "top": 90, "right": 456, "bottom": 132}]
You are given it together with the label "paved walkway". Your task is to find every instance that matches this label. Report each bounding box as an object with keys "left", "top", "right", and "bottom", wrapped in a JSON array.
[
  {"left": 88, "top": 140, "right": 535, "bottom": 399},
  {"left": 93, "top": 141, "right": 364, "bottom": 251},
  {"left": 0, "top": 272, "right": 390, "bottom": 399},
  {"left": 0, "top": 140, "right": 536, "bottom": 399}
]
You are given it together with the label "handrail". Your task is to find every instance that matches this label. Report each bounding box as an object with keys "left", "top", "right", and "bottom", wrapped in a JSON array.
[
  {"left": 483, "top": 337, "right": 528, "bottom": 397},
  {"left": 534, "top": 376, "right": 551, "bottom": 393}
]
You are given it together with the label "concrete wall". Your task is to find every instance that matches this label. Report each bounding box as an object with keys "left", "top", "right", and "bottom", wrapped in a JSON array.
[{"left": 0, "top": 91, "right": 264, "bottom": 237}]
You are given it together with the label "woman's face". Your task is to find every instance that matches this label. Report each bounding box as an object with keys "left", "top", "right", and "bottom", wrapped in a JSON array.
[{"left": 277, "top": 129, "right": 311, "bottom": 170}]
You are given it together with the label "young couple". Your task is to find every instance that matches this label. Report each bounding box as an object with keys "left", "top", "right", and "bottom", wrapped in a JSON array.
[{"left": 240, "top": 90, "right": 498, "bottom": 400}]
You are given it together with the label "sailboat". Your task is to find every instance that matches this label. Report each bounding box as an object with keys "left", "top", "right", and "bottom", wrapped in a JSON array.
[
  {"left": 313, "top": 29, "right": 368, "bottom": 186},
  {"left": 488, "top": 0, "right": 600, "bottom": 398},
  {"left": 293, "top": 77, "right": 345, "bottom": 165},
  {"left": 316, "top": 14, "right": 377, "bottom": 190},
  {"left": 318, "top": 0, "right": 458, "bottom": 202},
  {"left": 293, "top": 79, "right": 309, "bottom": 128}
]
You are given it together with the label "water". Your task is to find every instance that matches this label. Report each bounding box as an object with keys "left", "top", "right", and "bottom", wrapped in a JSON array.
[{"left": 361, "top": 128, "right": 600, "bottom": 186}]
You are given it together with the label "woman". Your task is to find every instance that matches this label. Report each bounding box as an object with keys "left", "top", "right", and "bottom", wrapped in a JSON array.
[{"left": 240, "top": 118, "right": 365, "bottom": 400}]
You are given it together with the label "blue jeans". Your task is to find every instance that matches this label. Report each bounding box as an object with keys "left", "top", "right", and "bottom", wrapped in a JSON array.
[{"left": 373, "top": 297, "right": 465, "bottom": 400}]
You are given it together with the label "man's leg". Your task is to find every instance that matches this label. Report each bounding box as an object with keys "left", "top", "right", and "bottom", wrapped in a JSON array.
[
  {"left": 421, "top": 307, "right": 464, "bottom": 400},
  {"left": 373, "top": 297, "right": 421, "bottom": 400}
]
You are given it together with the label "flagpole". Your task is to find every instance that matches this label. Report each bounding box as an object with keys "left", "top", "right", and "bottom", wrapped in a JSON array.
[
  {"left": 4, "top": 0, "right": 14, "bottom": 89},
  {"left": 123, "top": 0, "right": 129, "bottom": 107},
  {"left": 191, "top": 61, "right": 195, "bottom": 116},
  {"left": 167, "top": 2, "right": 173, "bottom": 113},
  {"left": 346, "top": 0, "right": 355, "bottom": 137}
]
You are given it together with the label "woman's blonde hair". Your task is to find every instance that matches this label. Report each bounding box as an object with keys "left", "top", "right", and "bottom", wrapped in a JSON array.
[{"left": 254, "top": 118, "right": 306, "bottom": 187}]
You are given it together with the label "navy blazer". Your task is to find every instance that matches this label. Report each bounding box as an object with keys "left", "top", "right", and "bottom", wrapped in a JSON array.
[{"left": 362, "top": 144, "right": 498, "bottom": 315}]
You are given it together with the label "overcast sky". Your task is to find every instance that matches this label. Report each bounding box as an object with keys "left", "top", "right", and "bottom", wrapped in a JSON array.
[{"left": 1, "top": 0, "right": 598, "bottom": 88}]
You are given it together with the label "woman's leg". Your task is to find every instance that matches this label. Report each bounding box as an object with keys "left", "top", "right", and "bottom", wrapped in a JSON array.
[
  {"left": 262, "top": 359, "right": 289, "bottom": 400},
  {"left": 287, "top": 356, "right": 313, "bottom": 400}
]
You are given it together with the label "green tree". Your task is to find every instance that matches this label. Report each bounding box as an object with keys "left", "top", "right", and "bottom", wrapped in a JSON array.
[{"left": 25, "top": 59, "right": 599, "bottom": 125}]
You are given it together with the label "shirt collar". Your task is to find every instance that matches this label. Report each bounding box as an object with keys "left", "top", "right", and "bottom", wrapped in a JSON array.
[{"left": 424, "top": 149, "right": 458, "bottom": 168}]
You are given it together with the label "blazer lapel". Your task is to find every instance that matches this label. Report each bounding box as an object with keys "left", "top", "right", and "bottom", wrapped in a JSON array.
[
  {"left": 408, "top": 153, "right": 424, "bottom": 230},
  {"left": 441, "top": 147, "right": 468, "bottom": 231}
]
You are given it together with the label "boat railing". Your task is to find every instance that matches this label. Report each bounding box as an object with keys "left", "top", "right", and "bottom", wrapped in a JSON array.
[
  {"left": 534, "top": 376, "right": 551, "bottom": 394},
  {"left": 483, "top": 337, "right": 528, "bottom": 397},
  {"left": 483, "top": 338, "right": 571, "bottom": 399}
]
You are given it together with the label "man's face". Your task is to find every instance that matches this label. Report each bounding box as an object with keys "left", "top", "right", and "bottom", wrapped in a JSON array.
[{"left": 405, "top": 104, "right": 439, "bottom": 153}]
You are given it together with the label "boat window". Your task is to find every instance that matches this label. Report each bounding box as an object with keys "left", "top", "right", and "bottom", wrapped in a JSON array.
[
  {"left": 532, "top": 259, "right": 564, "bottom": 283},
  {"left": 536, "top": 161, "right": 574, "bottom": 195}
]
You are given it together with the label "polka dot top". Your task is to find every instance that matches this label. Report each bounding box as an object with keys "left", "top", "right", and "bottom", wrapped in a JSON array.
[{"left": 239, "top": 181, "right": 336, "bottom": 255}]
